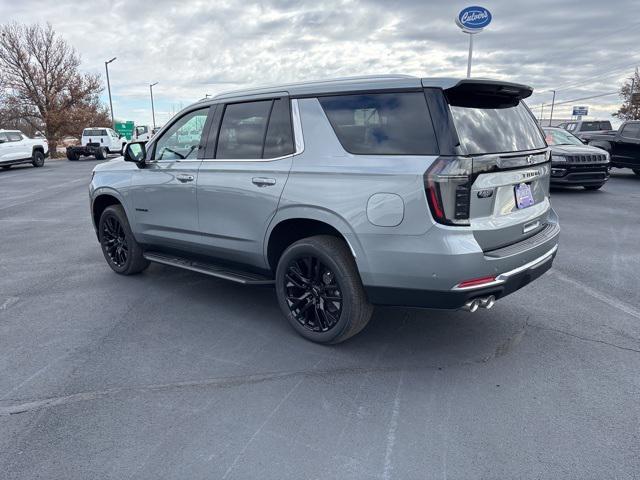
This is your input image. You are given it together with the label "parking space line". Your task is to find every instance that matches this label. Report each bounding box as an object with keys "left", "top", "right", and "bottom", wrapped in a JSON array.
[{"left": 551, "top": 270, "right": 640, "bottom": 320}]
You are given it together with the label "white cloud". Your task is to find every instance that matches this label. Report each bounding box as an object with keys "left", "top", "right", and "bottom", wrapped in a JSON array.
[{"left": 1, "top": 0, "right": 638, "bottom": 126}]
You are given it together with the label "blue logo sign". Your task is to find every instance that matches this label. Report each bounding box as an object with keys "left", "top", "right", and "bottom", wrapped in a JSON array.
[{"left": 456, "top": 6, "right": 492, "bottom": 33}]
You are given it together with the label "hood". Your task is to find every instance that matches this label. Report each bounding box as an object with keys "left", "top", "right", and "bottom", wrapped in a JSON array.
[
  {"left": 549, "top": 144, "right": 607, "bottom": 155},
  {"left": 92, "top": 157, "right": 136, "bottom": 172}
]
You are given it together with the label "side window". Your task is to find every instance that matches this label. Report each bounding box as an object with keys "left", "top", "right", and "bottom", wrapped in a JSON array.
[
  {"left": 153, "top": 108, "right": 209, "bottom": 161},
  {"left": 318, "top": 92, "right": 439, "bottom": 155},
  {"left": 216, "top": 101, "right": 271, "bottom": 159},
  {"left": 263, "top": 99, "right": 294, "bottom": 158},
  {"left": 0, "top": 133, "right": 9, "bottom": 143},
  {"left": 621, "top": 123, "right": 640, "bottom": 139},
  {"left": 7, "top": 132, "right": 22, "bottom": 142}
]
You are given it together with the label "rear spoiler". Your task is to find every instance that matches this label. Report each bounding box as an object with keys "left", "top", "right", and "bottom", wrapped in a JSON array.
[{"left": 437, "top": 79, "right": 533, "bottom": 109}]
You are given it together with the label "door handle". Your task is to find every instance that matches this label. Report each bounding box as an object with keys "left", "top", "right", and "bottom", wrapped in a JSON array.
[
  {"left": 176, "top": 174, "right": 195, "bottom": 183},
  {"left": 252, "top": 177, "right": 276, "bottom": 187}
]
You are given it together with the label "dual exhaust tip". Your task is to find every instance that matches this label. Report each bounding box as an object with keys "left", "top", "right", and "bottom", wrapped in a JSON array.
[{"left": 462, "top": 295, "right": 496, "bottom": 312}]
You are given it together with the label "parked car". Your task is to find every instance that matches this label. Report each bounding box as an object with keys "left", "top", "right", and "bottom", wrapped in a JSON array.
[
  {"left": 90, "top": 75, "right": 560, "bottom": 343},
  {"left": 0, "top": 129, "right": 48, "bottom": 170},
  {"left": 543, "top": 127, "right": 610, "bottom": 190},
  {"left": 66, "top": 127, "right": 127, "bottom": 161},
  {"left": 581, "top": 120, "right": 640, "bottom": 175},
  {"left": 558, "top": 120, "right": 613, "bottom": 139}
]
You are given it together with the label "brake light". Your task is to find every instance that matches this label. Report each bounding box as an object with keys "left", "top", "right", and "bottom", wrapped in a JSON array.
[
  {"left": 456, "top": 276, "right": 496, "bottom": 289},
  {"left": 424, "top": 157, "right": 473, "bottom": 226}
]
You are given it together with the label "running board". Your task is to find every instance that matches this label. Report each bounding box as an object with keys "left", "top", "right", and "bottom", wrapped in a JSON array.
[{"left": 143, "top": 252, "right": 274, "bottom": 285}]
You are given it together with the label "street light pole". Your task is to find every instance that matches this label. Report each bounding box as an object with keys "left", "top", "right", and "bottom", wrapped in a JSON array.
[
  {"left": 549, "top": 90, "right": 556, "bottom": 126},
  {"left": 149, "top": 82, "right": 158, "bottom": 129},
  {"left": 104, "top": 57, "right": 117, "bottom": 129}
]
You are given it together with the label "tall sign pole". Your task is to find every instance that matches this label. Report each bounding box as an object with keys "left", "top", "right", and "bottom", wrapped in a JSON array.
[
  {"left": 104, "top": 57, "right": 117, "bottom": 129},
  {"left": 456, "top": 6, "right": 492, "bottom": 78}
]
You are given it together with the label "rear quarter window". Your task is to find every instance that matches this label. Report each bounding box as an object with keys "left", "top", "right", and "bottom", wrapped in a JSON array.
[{"left": 318, "top": 92, "right": 439, "bottom": 155}]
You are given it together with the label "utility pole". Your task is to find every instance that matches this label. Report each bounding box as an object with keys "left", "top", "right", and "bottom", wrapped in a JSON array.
[
  {"left": 149, "top": 82, "right": 158, "bottom": 129},
  {"left": 549, "top": 90, "right": 556, "bottom": 126},
  {"left": 630, "top": 74, "right": 637, "bottom": 119},
  {"left": 104, "top": 57, "right": 117, "bottom": 128},
  {"left": 539, "top": 103, "right": 545, "bottom": 124}
]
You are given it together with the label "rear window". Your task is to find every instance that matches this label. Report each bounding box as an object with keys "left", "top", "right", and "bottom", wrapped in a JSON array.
[
  {"left": 319, "top": 92, "right": 439, "bottom": 155},
  {"left": 621, "top": 123, "right": 640, "bottom": 139},
  {"left": 83, "top": 129, "right": 107, "bottom": 136},
  {"left": 448, "top": 99, "right": 545, "bottom": 155},
  {"left": 580, "top": 121, "right": 611, "bottom": 132}
]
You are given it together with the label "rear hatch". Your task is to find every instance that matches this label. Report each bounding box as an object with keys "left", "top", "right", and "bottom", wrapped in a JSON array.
[
  {"left": 82, "top": 128, "right": 109, "bottom": 147},
  {"left": 424, "top": 80, "right": 552, "bottom": 251}
]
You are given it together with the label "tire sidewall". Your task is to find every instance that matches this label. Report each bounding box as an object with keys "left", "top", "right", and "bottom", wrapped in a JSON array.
[
  {"left": 98, "top": 207, "right": 134, "bottom": 274},
  {"left": 32, "top": 151, "right": 45, "bottom": 167},
  {"left": 275, "top": 240, "right": 357, "bottom": 343}
]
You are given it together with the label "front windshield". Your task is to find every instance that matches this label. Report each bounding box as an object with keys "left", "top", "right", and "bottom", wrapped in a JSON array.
[{"left": 544, "top": 128, "right": 583, "bottom": 146}]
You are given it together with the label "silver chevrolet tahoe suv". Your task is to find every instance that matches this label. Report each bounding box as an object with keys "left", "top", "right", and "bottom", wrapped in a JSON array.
[{"left": 90, "top": 75, "right": 559, "bottom": 343}]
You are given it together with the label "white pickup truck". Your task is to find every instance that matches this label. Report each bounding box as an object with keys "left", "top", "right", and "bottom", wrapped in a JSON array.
[
  {"left": 66, "top": 127, "right": 127, "bottom": 161},
  {"left": 0, "top": 129, "right": 49, "bottom": 170}
]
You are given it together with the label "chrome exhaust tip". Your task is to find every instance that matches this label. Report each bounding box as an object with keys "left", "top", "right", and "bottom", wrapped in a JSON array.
[
  {"left": 462, "top": 299, "right": 480, "bottom": 313},
  {"left": 479, "top": 295, "right": 496, "bottom": 310}
]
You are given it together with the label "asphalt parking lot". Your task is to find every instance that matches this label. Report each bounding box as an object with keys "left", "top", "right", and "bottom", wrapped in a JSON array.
[{"left": 1, "top": 158, "right": 639, "bottom": 479}]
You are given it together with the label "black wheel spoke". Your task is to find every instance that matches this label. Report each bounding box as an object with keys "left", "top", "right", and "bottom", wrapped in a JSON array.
[
  {"left": 101, "top": 215, "right": 129, "bottom": 267},
  {"left": 283, "top": 255, "right": 343, "bottom": 333}
]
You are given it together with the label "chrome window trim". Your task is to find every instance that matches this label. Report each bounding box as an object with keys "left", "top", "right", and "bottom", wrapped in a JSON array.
[{"left": 200, "top": 98, "right": 304, "bottom": 163}]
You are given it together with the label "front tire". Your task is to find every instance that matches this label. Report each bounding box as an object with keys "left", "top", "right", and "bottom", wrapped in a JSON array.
[
  {"left": 275, "top": 235, "right": 373, "bottom": 344},
  {"left": 2, "top": 165, "right": 11, "bottom": 170},
  {"left": 31, "top": 150, "right": 45, "bottom": 167},
  {"left": 98, "top": 205, "right": 149, "bottom": 275},
  {"left": 633, "top": 169, "right": 640, "bottom": 176}
]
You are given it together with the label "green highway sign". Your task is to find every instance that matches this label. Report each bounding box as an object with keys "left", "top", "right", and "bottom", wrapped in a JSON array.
[{"left": 114, "top": 121, "right": 135, "bottom": 140}]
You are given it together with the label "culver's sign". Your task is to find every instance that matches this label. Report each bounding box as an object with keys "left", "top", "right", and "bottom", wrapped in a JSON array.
[{"left": 456, "top": 6, "right": 492, "bottom": 33}]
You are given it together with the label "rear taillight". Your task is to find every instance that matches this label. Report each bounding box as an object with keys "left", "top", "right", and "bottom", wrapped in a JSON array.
[{"left": 424, "top": 157, "right": 472, "bottom": 226}]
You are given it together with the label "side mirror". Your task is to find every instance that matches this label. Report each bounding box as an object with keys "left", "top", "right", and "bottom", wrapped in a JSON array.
[
  {"left": 124, "top": 142, "right": 147, "bottom": 164},
  {"left": 0, "top": 139, "right": 5, "bottom": 144}
]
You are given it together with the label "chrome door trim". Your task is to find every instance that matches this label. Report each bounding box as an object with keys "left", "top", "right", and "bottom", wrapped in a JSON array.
[{"left": 200, "top": 99, "right": 304, "bottom": 163}]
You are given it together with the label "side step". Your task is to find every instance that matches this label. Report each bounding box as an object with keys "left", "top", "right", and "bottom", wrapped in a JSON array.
[{"left": 143, "top": 252, "right": 274, "bottom": 285}]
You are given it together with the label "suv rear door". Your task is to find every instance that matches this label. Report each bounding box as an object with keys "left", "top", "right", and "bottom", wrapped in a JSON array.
[
  {"left": 427, "top": 80, "right": 552, "bottom": 252},
  {"left": 197, "top": 95, "right": 296, "bottom": 268}
]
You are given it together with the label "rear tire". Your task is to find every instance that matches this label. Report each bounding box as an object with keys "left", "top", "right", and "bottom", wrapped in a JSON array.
[
  {"left": 31, "top": 150, "right": 45, "bottom": 167},
  {"left": 95, "top": 147, "right": 107, "bottom": 160},
  {"left": 633, "top": 169, "right": 640, "bottom": 176},
  {"left": 98, "top": 205, "right": 149, "bottom": 275},
  {"left": 275, "top": 235, "right": 373, "bottom": 344},
  {"left": 584, "top": 184, "right": 603, "bottom": 190},
  {"left": 67, "top": 151, "right": 79, "bottom": 161},
  {"left": 2, "top": 165, "right": 11, "bottom": 170}
]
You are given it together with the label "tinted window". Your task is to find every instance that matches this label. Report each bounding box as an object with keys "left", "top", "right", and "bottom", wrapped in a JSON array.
[
  {"left": 154, "top": 108, "right": 209, "bottom": 161},
  {"left": 83, "top": 129, "right": 107, "bottom": 136},
  {"left": 263, "top": 99, "right": 294, "bottom": 158},
  {"left": 0, "top": 133, "right": 9, "bottom": 143},
  {"left": 543, "top": 128, "right": 582, "bottom": 146},
  {"left": 216, "top": 101, "right": 271, "bottom": 159},
  {"left": 621, "top": 123, "right": 640, "bottom": 139},
  {"left": 7, "top": 132, "right": 22, "bottom": 141},
  {"left": 449, "top": 101, "right": 545, "bottom": 154},
  {"left": 319, "top": 92, "right": 439, "bottom": 155}
]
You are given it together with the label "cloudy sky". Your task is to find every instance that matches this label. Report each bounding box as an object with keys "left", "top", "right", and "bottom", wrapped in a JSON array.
[{"left": 1, "top": 0, "right": 638, "bottom": 127}]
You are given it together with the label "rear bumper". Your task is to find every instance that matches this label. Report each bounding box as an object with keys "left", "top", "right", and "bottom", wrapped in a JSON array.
[
  {"left": 550, "top": 164, "right": 609, "bottom": 186},
  {"left": 356, "top": 209, "right": 560, "bottom": 309},
  {"left": 366, "top": 245, "right": 556, "bottom": 308}
]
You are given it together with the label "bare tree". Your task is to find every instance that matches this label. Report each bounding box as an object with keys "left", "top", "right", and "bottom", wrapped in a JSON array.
[
  {"left": 0, "top": 22, "right": 105, "bottom": 155},
  {"left": 613, "top": 68, "right": 640, "bottom": 121}
]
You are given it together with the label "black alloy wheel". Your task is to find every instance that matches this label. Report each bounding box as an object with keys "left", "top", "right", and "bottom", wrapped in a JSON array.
[
  {"left": 101, "top": 215, "right": 129, "bottom": 267},
  {"left": 284, "top": 256, "right": 343, "bottom": 333}
]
